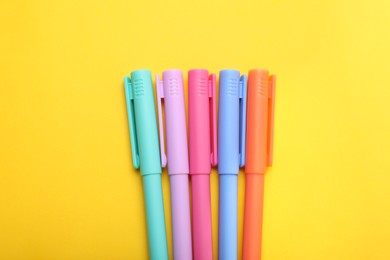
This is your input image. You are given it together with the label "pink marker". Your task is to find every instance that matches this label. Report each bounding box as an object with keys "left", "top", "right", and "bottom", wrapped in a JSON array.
[
  {"left": 188, "top": 69, "right": 218, "bottom": 260},
  {"left": 156, "top": 70, "right": 193, "bottom": 260}
]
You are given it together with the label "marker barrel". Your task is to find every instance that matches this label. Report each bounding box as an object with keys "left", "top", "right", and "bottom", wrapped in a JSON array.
[
  {"left": 170, "top": 175, "right": 192, "bottom": 260},
  {"left": 191, "top": 175, "right": 213, "bottom": 260},
  {"left": 218, "top": 174, "right": 238, "bottom": 260},
  {"left": 243, "top": 174, "right": 265, "bottom": 260},
  {"left": 142, "top": 174, "right": 169, "bottom": 260}
]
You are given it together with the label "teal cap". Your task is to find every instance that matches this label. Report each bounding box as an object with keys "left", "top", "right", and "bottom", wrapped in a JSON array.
[{"left": 124, "top": 70, "right": 162, "bottom": 175}]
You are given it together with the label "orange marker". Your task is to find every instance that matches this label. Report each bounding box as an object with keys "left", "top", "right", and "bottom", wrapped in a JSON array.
[{"left": 243, "top": 69, "right": 275, "bottom": 260}]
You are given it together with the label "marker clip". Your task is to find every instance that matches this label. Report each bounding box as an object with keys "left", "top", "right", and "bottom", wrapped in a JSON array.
[
  {"left": 239, "top": 74, "right": 247, "bottom": 167},
  {"left": 124, "top": 76, "right": 140, "bottom": 169},
  {"left": 267, "top": 75, "right": 276, "bottom": 166},
  {"left": 209, "top": 73, "right": 218, "bottom": 166},
  {"left": 156, "top": 74, "right": 168, "bottom": 167}
]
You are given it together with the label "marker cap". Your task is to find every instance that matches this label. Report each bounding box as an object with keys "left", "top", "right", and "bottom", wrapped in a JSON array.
[
  {"left": 156, "top": 70, "right": 189, "bottom": 175},
  {"left": 218, "top": 69, "right": 247, "bottom": 174},
  {"left": 188, "top": 69, "right": 218, "bottom": 174},
  {"left": 124, "top": 70, "right": 162, "bottom": 175},
  {"left": 245, "top": 69, "right": 275, "bottom": 174}
]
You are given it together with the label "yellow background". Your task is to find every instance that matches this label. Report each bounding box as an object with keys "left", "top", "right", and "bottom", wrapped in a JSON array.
[{"left": 1, "top": 0, "right": 390, "bottom": 259}]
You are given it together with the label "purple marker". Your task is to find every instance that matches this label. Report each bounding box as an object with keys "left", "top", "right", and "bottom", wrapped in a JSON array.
[{"left": 156, "top": 70, "right": 193, "bottom": 260}]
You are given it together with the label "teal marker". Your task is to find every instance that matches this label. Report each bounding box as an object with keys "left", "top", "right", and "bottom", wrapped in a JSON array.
[{"left": 124, "top": 70, "right": 168, "bottom": 260}]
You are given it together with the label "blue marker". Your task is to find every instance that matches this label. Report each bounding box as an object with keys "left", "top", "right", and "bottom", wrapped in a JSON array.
[{"left": 218, "top": 70, "right": 247, "bottom": 260}]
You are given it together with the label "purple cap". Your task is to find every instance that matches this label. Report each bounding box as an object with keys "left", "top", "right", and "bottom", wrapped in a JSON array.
[{"left": 156, "top": 70, "right": 189, "bottom": 175}]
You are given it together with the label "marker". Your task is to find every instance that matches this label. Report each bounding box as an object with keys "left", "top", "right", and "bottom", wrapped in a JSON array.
[
  {"left": 218, "top": 70, "right": 247, "bottom": 260},
  {"left": 124, "top": 70, "right": 168, "bottom": 260},
  {"left": 188, "top": 69, "right": 218, "bottom": 260},
  {"left": 243, "top": 69, "right": 276, "bottom": 260},
  {"left": 156, "top": 70, "right": 193, "bottom": 260}
]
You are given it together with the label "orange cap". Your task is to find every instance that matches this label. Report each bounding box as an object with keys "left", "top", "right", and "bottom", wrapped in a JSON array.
[{"left": 245, "top": 69, "right": 275, "bottom": 174}]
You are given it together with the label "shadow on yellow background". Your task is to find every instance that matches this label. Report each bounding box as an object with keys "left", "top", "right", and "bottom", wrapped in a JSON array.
[{"left": 1, "top": 0, "right": 390, "bottom": 259}]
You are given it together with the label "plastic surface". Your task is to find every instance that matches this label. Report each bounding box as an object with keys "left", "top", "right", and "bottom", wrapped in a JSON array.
[
  {"left": 239, "top": 75, "right": 248, "bottom": 167},
  {"left": 123, "top": 70, "right": 167, "bottom": 259},
  {"left": 217, "top": 70, "right": 247, "bottom": 260},
  {"left": 156, "top": 70, "right": 193, "bottom": 260},
  {"left": 243, "top": 69, "right": 275, "bottom": 260},
  {"left": 156, "top": 70, "right": 189, "bottom": 174},
  {"left": 191, "top": 175, "right": 213, "bottom": 260},
  {"left": 267, "top": 75, "right": 276, "bottom": 166},
  {"left": 209, "top": 74, "right": 218, "bottom": 166},
  {"left": 243, "top": 174, "right": 265, "bottom": 260},
  {"left": 218, "top": 175, "right": 238, "bottom": 260},
  {"left": 124, "top": 76, "right": 140, "bottom": 169},
  {"left": 143, "top": 174, "right": 169, "bottom": 260},
  {"left": 170, "top": 175, "right": 192, "bottom": 260},
  {"left": 188, "top": 69, "right": 216, "bottom": 260},
  {"left": 245, "top": 69, "right": 275, "bottom": 174},
  {"left": 125, "top": 70, "right": 162, "bottom": 175},
  {"left": 188, "top": 69, "right": 217, "bottom": 175},
  {"left": 218, "top": 70, "right": 247, "bottom": 174},
  {"left": 156, "top": 75, "right": 167, "bottom": 168}
]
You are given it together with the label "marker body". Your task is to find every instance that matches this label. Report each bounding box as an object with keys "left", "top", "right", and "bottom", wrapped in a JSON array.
[
  {"left": 243, "top": 174, "right": 265, "bottom": 260},
  {"left": 191, "top": 175, "right": 213, "bottom": 260},
  {"left": 188, "top": 69, "right": 216, "bottom": 260},
  {"left": 124, "top": 70, "right": 168, "bottom": 260},
  {"left": 157, "top": 70, "right": 192, "bottom": 260},
  {"left": 243, "top": 69, "right": 275, "bottom": 260},
  {"left": 170, "top": 175, "right": 192, "bottom": 260},
  {"left": 218, "top": 70, "right": 245, "bottom": 260},
  {"left": 219, "top": 175, "right": 238, "bottom": 260},
  {"left": 143, "top": 174, "right": 169, "bottom": 260}
]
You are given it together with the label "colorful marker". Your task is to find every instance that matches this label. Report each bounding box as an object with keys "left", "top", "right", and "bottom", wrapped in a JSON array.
[
  {"left": 124, "top": 70, "right": 168, "bottom": 260},
  {"left": 218, "top": 69, "right": 247, "bottom": 260},
  {"left": 156, "top": 70, "right": 193, "bottom": 260},
  {"left": 243, "top": 69, "right": 276, "bottom": 260},
  {"left": 188, "top": 69, "right": 218, "bottom": 260}
]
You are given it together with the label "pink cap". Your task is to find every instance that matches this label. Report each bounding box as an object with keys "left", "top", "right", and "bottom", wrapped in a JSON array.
[
  {"left": 156, "top": 70, "right": 189, "bottom": 175},
  {"left": 188, "top": 69, "right": 218, "bottom": 175}
]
